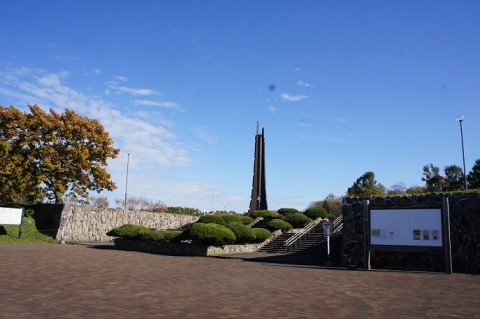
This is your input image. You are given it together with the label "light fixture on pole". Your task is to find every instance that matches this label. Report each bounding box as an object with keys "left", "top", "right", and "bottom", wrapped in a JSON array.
[
  {"left": 124, "top": 153, "right": 130, "bottom": 209},
  {"left": 457, "top": 116, "right": 467, "bottom": 190}
]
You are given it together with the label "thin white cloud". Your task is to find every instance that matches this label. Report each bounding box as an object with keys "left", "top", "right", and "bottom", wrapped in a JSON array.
[
  {"left": 114, "top": 76, "right": 128, "bottom": 82},
  {"left": 191, "top": 126, "right": 218, "bottom": 145},
  {"left": 268, "top": 105, "right": 277, "bottom": 114},
  {"left": 293, "top": 122, "right": 313, "bottom": 127},
  {"left": 116, "top": 86, "right": 159, "bottom": 96},
  {"left": 297, "top": 80, "right": 312, "bottom": 87},
  {"left": 105, "top": 76, "right": 159, "bottom": 96},
  {"left": 338, "top": 118, "right": 351, "bottom": 124},
  {"left": 134, "top": 100, "right": 178, "bottom": 108},
  {"left": 0, "top": 66, "right": 191, "bottom": 169},
  {"left": 281, "top": 93, "right": 307, "bottom": 102}
]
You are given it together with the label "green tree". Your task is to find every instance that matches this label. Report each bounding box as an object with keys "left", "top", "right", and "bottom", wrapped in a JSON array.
[
  {"left": 387, "top": 182, "right": 407, "bottom": 195},
  {"left": 0, "top": 105, "right": 119, "bottom": 204},
  {"left": 444, "top": 164, "right": 465, "bottom": 191},
  {"left": 422, "top": 164, "right": 446, "bottom": 192},
  {"left": 0, "top": 106, "right": 44, "bottom": 202},
  {"left": 347, "top": 171, "right": 385, "bottom": 197},
  {"left": 467, "top": 159, "right": 480, "bottom": 189}
]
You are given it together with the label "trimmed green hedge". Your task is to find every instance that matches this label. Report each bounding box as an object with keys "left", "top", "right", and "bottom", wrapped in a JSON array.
[
  {"left": 197, "top": 215, "right": 226, "bottom": 225},
  {"left": 265, "top": 219, "right": 293, "bottom": 232},
  {"left": 304, "top": 207, "right": 328, "bottom": 220},
  {"left": 140, "top": 230, "right": 183, "bottom": 243},
  {"left": 250, "top": 210, "right": 273, "bottom": 218},
  {"left": 251, "top": 228, "right": 272, "bottom": 243},
  {"left": 280, "top": 213, "right": 313, "bottom": 228},
  {"left": 106, "top": 224, "right": 151, "bottom": 240},
  {"left": 226, "top": 223, "right": 256, "bottom": 244},
  {"left": 107, "top": 225, "right": 183, "bottom": 243},
  {"left": 222, "top": 214, "right": 243, "bottom": 224},
  {"left": 327, "top": 213, "right": 336, "bottom": 220},
  {"left": 239, "top": 215, "right": 254, "bottom": 225},
  {"left": 189, "top": 223, "right": 236, "bottom": 246},
  {"left": 277, "top": 208, "right": 300, "bottom": 215}
]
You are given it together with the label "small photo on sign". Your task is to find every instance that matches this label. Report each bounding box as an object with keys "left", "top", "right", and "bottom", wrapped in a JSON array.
[
  {"left": 432, "top": 230, "right": 439, "bottom": 240},
  {"left": 422, "top": 229, "right": 430, "bottom": 240},
  {"left": 372, "top": 229, "right": 381, "bottom": 237},
  {"left": 413, "top": 229, "right": 421, "bottom": 240}
]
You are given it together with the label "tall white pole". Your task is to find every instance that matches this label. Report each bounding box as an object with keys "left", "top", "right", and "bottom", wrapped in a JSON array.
[
  {"left": 457, "top": 116, "right": 467, "bottom": 190},
  {"left": 124, "top": 153, "right": 130, "bottom": 209}
]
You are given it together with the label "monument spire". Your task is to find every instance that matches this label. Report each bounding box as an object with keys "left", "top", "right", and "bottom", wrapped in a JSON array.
[{"left": 249, "top": 122, "right": 268, "bottom": 213}]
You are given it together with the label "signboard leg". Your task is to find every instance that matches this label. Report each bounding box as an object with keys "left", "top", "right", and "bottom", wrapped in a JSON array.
[
  {"left": 18, "top": 209, "right": 25, "bottom": 239},
  {"left": 442, "top": 197, "right": 452, "bottom": 274},
  {"left": 363, "top": 200, "right": 370, "bottom": 270}
]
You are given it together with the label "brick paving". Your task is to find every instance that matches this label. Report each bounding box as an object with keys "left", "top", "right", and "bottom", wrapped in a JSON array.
[{"left": 0, "top": 243, "right": 479, "bottom": 319}]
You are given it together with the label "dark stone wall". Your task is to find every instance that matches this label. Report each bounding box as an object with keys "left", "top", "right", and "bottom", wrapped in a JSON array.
[
  {"left": 27, "top": 204, "right": 64, "bottom": 237},
  {"left": 341, "top": 193, "right": 480, "bottom": 274}
]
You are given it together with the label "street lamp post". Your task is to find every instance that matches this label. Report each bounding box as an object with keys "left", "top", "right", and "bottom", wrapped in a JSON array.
[
  {"left": 124, "top": 153, "right": 130, "bottom": 209},
  {"left": 457, "top": 116, "right": 467, "bottom": 190}
]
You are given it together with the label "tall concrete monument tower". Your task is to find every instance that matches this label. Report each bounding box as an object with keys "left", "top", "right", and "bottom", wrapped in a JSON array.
[{"left": 249, "top": 122, "right": 268, "bottom": 212}]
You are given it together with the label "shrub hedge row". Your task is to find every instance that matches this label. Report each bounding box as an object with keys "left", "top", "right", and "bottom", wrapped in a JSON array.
[
  {"left": 239, "top": 215, "right": 254, "bottom": 225},
  {"left": 189, "top": 223, "right": 236, "bottom": 246},
  {"left": 197, "top": 215, "right": 226, "bottom": 225},
  {"left": 107, "top": 224, "right": 183, "bottom": 243},
  {"left": 277, "top": 208, "right": 300, "bottom": 215},
  {"left": 265, "top": 219, "right": 293, "bottom": 232},
  {"left": 108, "top": 223, "right": 273, "bottom": 246},
  {"left": 226, "top": 223, "right": 256, "bottom": 244},
  {"left": 280, "top": 213, "right": 313, "bottom": 228},
  {"left": 304, "top": 207, "right": 328, "bottom": 219},
  {"left": 249, "top": 210, "right": 273, "bottom": 218}
]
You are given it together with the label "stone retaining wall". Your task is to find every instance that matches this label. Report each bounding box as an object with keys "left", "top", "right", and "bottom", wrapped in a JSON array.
[
  {"left": 341, "top": 193, "right": 480, "bottom": 274},
  {"left": 55, "top": 204, "right": 199, "bottom": 242}
]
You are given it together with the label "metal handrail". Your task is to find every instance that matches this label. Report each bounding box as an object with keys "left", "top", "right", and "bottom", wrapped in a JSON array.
[
  {"left": 332, "top": 215, "right": 343, "bottom": 234},
  {"left": 283, "top": 217, "right": 323, "bottom": 251}
]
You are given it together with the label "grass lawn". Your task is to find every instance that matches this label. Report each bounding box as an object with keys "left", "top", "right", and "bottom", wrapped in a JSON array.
[{"left": 0, "top": 215, "right": 56, "bottom": 243}]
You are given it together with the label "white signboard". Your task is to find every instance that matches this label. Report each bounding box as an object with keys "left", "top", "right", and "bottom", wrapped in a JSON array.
[
  {"left": 0, "top": 207, "right": 23, "bottom": 225},
  {"left": 370, "top": 209, "right": 442, "bottom": 247}
]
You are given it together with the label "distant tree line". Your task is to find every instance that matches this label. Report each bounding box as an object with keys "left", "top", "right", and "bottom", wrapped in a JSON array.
[{"left": 345, "top": 160, "right": 480, "bottom": 198}]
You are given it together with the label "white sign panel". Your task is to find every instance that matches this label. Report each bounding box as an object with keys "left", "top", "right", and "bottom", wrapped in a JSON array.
[
  {"left": 370, "top": 209, "right": 442, "bottom": 247},
  {"left": 0, "top": 207, "right": 23, "bottom": 225}
]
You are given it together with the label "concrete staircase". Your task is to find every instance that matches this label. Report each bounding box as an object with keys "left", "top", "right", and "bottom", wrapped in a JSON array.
[{"left": 257, "top": 232, "right": 295, "bottom": 253}]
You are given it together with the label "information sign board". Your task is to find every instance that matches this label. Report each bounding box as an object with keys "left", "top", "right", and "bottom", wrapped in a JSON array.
[
  {"left": 0, "top": 207, "right": 23, "bottom": 225},
  {"left": 370, "top": 209, "right": 442, "bottom": 247}
]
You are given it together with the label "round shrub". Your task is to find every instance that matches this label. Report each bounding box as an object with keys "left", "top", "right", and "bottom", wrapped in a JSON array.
[
  {"left": 250, "top": 210, "right": 273, "bottom": 218},
  {"left": 277, "top": 208, "right": 300, "bottom": 215},
  {"left": 327, "top": 213, "right": 336, "bottom": 220},
  {"left": 189, "top": 223, "right": 236, "bottom": 246},
  {"left": 106, "top": 224, "right": 151, "bottom": 240},
  {"left": 251, "top": 228, "right": 272, "bottom": 243},
  {"left": 280, "top": 213, "right": 313, "bottom": 228},
  {"left": 222, "top": 214, "right": 243, "bottom": 224},
  {"left": 265, "top": 219, "right": 293, "bottom": 232},
  {"left": 239, "top": 215, "right": 254, "bottom": 225},
  {"left": 304, "top": 207, "right": 328, "bottom": 220},
  {"left": 226, "top": 223, "right": 257, "bottom": 244},
  {"left": 197, "top": 214, "right": 226, "bottom": 226}
]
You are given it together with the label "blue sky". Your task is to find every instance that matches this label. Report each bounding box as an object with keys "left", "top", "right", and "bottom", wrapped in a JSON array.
[{"left": 1, "top": 1, "right": 479, "bottom": 212}]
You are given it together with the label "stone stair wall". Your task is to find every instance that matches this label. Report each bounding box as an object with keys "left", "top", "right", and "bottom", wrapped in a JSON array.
[{"left": 51, "top": 204, "right": 199, "bottom": 242}]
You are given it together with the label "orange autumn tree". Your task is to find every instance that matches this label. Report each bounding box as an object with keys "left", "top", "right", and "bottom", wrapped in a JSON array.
[{"left": 0, "top": 105, "right": 120, "bottom": 204}]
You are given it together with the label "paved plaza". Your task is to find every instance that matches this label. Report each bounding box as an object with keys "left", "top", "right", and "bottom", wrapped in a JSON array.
[{"left": 0, "top": 243, "right": 479, "bottom": 318}]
